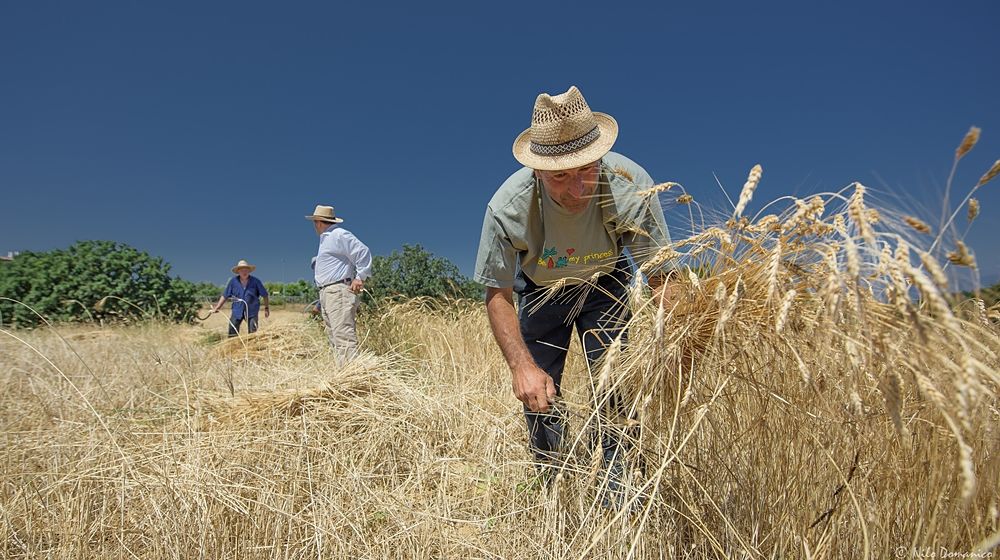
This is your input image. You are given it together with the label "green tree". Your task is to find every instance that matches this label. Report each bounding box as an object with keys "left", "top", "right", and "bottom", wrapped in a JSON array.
[
  {"left": 264, "top": 281, "right": 282, "bottom": 296},
  {"left": 0, "top": 240, "right": 199, "bottom": 327},
  {"left": 364, "top": 244, "right": 483, "bottom": 304},
  {"left": 282, "top": 279, "right": 314, "bottom": 299},
  {"left": 194, "top": 281, "right": 223, "bottom": 300},
  {"left": 262, "top": 280, "right": 314, "bottom": 303}
]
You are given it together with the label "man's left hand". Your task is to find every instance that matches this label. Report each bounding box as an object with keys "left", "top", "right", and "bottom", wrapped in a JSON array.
[
  {"left": 649, "top": 272, "right": 679, "bottom": 307},
  {"left": 350, "top": 279, "right": 364, "bottom": 294},
  {"left": 652, "top": 281, "right": 681, "bottom": 308},
  {"left": 264, "top": 307, "right": 270, "bottom": 318}
]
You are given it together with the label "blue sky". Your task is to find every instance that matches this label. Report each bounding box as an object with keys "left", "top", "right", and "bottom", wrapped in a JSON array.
[{"left": 2, "top": 1, "right": 998, "bottom": 287}]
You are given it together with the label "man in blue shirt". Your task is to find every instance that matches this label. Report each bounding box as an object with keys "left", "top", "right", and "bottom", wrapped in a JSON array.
[
  {"left": 211, "top": 259, "right": 270, "bottom": 337},
  {"left": 306, "top": 204, "right": 372, "bottom": 361}
]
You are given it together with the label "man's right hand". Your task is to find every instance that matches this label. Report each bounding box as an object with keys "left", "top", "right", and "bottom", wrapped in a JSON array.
[
  {"left": 485, "top": 286, "right": 557, "bottom": 413},
  {"left": 512, "top": 364, "right": 557, "bottom": 412}
]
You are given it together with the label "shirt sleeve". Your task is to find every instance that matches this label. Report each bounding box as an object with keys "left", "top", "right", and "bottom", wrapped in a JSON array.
[
  {"left": 344, "top": 231, "right": 373, "bottom": 281},
  {"left": 615, "top": 163, "right": 673, "bottom": 277},
  {"left": 223, "top": 278, "right": 235, "bottom": 298},
  {"left": 474, "top": 206, "right": 518, "bottom": 289},
  {"left": 256, "top": 278, "right": 269, "bottom": 297},
  {"left": 624, "top": 194, "right": 671, "bottom": 267}
]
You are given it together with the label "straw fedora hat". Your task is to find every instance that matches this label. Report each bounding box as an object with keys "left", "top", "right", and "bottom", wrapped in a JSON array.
[
  {"left": 231, "top": 259, "right": 256, "bottom": 274},
  {"left": 512, "top": 86, "right": 618, "bottom": 171},
  {"left": 304, "top": 205, "right": 344, "bottom": 224}
]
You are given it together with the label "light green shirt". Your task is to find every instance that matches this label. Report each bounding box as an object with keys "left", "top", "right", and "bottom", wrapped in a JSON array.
[{"left": 474, "top": 152, "right": 671, "bottom": 288}]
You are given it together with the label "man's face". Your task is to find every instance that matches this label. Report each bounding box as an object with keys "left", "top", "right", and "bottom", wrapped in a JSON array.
[
  {"left": 237, "top": 268, "right": 250, "bottom": 280},
  {"left": 313, "top": 220, "right": 327, "bottom": 236},
  {"left": 536, "top": 160, "right": 600, "bottom": 214}
]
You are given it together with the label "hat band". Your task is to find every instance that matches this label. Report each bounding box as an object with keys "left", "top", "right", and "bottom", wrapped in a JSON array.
[{"left": 529, "top": 126, "right": 600, "bottom": 157}]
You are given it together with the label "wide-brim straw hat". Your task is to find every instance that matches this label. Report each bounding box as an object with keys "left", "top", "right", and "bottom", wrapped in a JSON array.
[
  {"left": 512, "top": 85, "right": 618, "bottom": 171},
  {"left": 231, "top": 259, "right": 256, "bottom": 274},
  {"left": 305, "top": 205, "right": 344, "bottom": 224}
]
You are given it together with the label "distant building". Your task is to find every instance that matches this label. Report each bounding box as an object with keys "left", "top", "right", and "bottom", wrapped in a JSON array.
[{"left": 0, "top": 251, "right": 19, "bottom": 262}]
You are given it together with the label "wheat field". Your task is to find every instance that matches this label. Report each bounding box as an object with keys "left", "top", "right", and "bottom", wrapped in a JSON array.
[{"left": 3, "top": 142, "right": 1000, "bottom": 558}]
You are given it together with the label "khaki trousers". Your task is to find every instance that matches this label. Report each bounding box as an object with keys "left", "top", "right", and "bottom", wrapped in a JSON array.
[{"left": 319, "top": 282, "right": 359, "bottom": 361}]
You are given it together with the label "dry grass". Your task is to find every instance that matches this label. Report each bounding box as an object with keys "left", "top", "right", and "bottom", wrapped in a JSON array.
[
  {"left": 213, "top": 322, "right": 329, "bottom": 361},
  {"left": 0, "top": 316, "right": 531, "bottom": 558},
  {"left": 3, "top": 136, "right": 1000, "bottom": 557},
  {"left": 2, "top": 278, "right": 998, "bottom": 558},
  {"left": 3, "top": 294, "right": 995, "bottom": 560}
]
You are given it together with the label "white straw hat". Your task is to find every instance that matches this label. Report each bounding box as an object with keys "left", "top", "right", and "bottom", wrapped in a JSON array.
[
  {"left": 305, "top": 205, "right": 344, "bottom": 224},
  {"left": 231, "top": 259, "right": 256, "bottom": 274},
  {"left": 512, "top": 86, "right": 618, "bottom": 171}
]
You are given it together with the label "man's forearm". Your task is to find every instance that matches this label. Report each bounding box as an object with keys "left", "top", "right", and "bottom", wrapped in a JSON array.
[
  {"left": 485, "top": 287, "right": 557, "bottom": 412},
  {"left": 485, "top": 288, "right": 535, "bottom": 373}
]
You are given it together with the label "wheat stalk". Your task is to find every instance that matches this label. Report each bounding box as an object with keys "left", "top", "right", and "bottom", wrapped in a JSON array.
[
  {"left": 903, "top": 216, "right": 932, "bottom": 234},
  {"left": 967, "top": 198, "right": 980, "bottom": 221},
  {"left": 848, "top": 183, "right": 877, "bottom": 248},
  {"left": 978, "top": 159, "right": 1000, "bottom": 187},
  {"left": 733, "top": 164, "right": 763, "bottom": 218},
  {"left": 775, "top": 289, "right": 796, "bottom": 333},
  {"left": 956, "top": 126, "right": 981, "bottom": 160},
  {"left": 947, "top": 241, "right": 976, "bottom": 268},
  {"left": 637, "top": 182, "right": 679, "bottom": 197}
]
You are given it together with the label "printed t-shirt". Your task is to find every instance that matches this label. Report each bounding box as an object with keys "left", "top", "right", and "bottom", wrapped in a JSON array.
[
  {"left": 526, "top": 182, "right": 618, "bottom": 285},
  {"left": 474, "top": 151, "right": 671, "bottom": 289}
]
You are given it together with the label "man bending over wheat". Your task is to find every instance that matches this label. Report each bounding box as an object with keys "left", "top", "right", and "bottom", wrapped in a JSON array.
[{"left": 474, "top": 86, "right": 674, "bottom": 507}]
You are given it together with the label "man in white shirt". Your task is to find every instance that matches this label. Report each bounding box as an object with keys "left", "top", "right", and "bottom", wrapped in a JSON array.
[{"left": 306, "top": 204, "right": 373, "bottom": 362}]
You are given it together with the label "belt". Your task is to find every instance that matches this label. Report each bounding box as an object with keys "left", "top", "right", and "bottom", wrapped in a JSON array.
[{"left": 318, "top": 278, "right": 352, "bottom": 290}]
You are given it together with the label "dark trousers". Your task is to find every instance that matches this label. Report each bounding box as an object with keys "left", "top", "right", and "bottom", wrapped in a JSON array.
[
  {"left": 227, "top": 315, "right": 259, "bottom": 337},
  {"left": 516, "top": 256, "right": 635, "bottom": 468}
]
